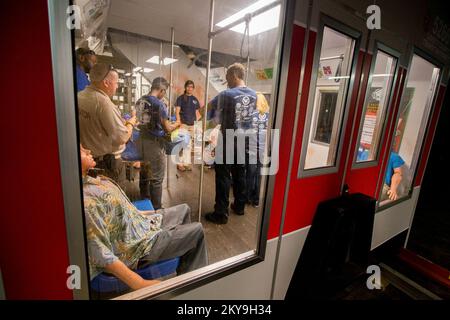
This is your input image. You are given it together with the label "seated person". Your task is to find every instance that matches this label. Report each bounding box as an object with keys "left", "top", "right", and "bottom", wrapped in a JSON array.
[
  {"left": 382, "top": 152, "right": 405, "bottom": 201},
  {"left": 80, "top": 145, "right": 208, "bottom": 291}
]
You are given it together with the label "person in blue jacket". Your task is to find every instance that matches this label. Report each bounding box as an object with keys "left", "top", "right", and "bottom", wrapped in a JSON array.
[{"left": 75, "top": 48, "right": 97, "bottom": 92}]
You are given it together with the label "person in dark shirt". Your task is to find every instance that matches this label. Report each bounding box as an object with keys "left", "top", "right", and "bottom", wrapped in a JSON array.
[
  {"left": 205, "top": 63, "right": 257, "bottom": 225},
  {"left": 75, "top": 47, "right": 97, "bottom": 92},
  {"left": 136, "top": 77, "right": 181, "bottom": 209},
  {"left": 175, "top": 80, "right": 202, "bottom": 171}
]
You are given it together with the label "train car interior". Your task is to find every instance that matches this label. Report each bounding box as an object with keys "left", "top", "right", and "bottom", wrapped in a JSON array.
[
  {"left": 2, "top": 0, "right": 449, "bottom": 302},
  {"left": 71, "top": 0, "right": 284, "bottom": 299}
]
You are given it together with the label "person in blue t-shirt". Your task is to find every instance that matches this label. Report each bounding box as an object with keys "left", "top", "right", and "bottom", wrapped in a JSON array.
[
  {"left": 205, "top": 63, "right": 257, "bottom": 225},
  {"left": 75, "top": 48, "right": 96, "bottom": 92},
  {"left": 246, "top": 93, "right": 270, "bottom": 208},
  {"left": 175, "top": 80, "right": 202, "bottom": 172},
  {"left": 136, "top": 77, "right": 181, "bottom": 209},
  {"left": 383, "top": 152, "right": 405, "bottom": 201}
]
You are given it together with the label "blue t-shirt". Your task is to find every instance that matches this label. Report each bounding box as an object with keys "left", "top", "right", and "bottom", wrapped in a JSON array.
[
  {"left": 208, "top": 87, "right": 257, "bottom": 131},
  {"left": 385, "top": 152, "right": 405, "bottom": 186},
  {"left": 136, "top": 95, "right": 169, "bottom": 138},
  {"left": 76, "top": 65, "right": 90, "bottom": 92},
  {"left": 176, "top": 94, "right": 200, "bottom": 126}
]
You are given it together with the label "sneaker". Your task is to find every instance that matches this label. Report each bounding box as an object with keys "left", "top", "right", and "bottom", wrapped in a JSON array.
[
  {"left": 230, "top": 203, "right": 245, "bottom": 216},
  {"left": 252, "top": 201, "right": 260, "bottom": 208},
  {"left": 205, "top": 212, "right": 228, "bottom": 225}
]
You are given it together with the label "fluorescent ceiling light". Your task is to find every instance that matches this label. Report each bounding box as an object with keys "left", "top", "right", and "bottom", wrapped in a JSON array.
[
  {"left": 327, "top": 76, "right": 350, "bottom": 80},
  {"left": 146, "top": 56, "right": 178, "bottom": 65},
  {"left": 142, "top": 68, "right": 154, "bottom": 73},
  {"left": 372, "top": 74, "right": 392, "bottom": 77},
  {"left": 216, "top": 0, "right": 280, "bottom": 36},
  {"left": 133, "top": 67, "right": 142, "bottom": 72}
]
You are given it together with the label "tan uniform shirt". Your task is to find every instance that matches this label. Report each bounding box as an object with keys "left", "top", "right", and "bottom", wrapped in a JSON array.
[{"left": 78, "top": 86, "right": 128, "bottom": 158}]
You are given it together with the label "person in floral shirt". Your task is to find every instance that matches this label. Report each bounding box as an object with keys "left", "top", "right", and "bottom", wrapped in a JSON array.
[{"left": 81, "top": 146, "right": 207, "bottom": 290}]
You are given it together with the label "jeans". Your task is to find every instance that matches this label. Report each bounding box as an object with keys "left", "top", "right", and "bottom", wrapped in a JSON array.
[
  {"left": 139, "top": 204, "right": 208, "bottom": 274},
  {"left": 246, "top": 161, "right": 262, "bottom": 204},
  {"left": 138, "top": 135, "right": 166, "bottom": 210}
]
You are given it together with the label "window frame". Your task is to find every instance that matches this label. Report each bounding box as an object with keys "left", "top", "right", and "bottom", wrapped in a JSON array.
[
  {"left": 49, "top": 0, "right": 294, "bottom": 300},
  {"left": 310, "top": 87, "right": 340, "bottom": 146},
  {"left": 376, "top": 46, "right": 443, "bottom": 212},
  {"left": 352, "top": 42, "right": 400, "bottom": 170},
  {"left": 298, "top": 14, "right": 362, "bottom": 178}
]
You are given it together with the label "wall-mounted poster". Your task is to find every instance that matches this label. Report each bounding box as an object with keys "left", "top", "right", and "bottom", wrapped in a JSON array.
[{"left": 360, "top": 87, "right": 382, "bottom": 148}]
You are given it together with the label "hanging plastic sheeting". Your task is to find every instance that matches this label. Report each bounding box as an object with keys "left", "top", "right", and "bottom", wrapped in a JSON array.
[{"left": 74, "top": 0, "right": 111, "bottom": 54}]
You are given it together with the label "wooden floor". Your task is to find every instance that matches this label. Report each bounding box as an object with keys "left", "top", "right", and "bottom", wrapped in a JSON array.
[{"left": 122, "top": 159, "right": 260, "bottom": 265}]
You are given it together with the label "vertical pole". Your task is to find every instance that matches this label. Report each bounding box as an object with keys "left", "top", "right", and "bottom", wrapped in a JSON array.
[
  {"left": 167, "top": 28, "right": 175, "bottom": 190},
  {"left": 169, "top": 28, "right": 175, "bottom": 117},
  {"left": 245, "top": 19, "right": 251, "bottom": 84},
  {"left": 198, "top": 0, "right": 215, "bottom": 222}
]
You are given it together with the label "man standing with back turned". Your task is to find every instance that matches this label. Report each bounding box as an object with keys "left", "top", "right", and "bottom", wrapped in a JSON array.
[{"left": 205, "top": 63, "right": 257, "bottom": 225}]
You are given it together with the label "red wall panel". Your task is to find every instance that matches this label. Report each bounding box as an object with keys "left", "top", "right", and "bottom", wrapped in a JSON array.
[
  {"left": 282, "top": 45, "right": 364, "bottom": 235},
  {"left": 268, "top": 24, "right": 306, "bottom": 239},
  {"left": 0, "top": 1, "right": 72, "bottom": 299}
]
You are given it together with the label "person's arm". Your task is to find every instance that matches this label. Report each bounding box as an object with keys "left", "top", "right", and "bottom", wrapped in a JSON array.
[
  {"left": 99, "top": 99, "right": 135, "bottom": 145},
  {"left": 140, "top": 210, "right": 156, "bottom": 216},
  {"left": 162, "top": 118, "right": 181, "bottom": 133},
  {"left": 388, "top": 167, "right": 402, "bottom": 200},
  {"left": 104, "top": 260, "right": 160, "bottom": 290},
  {"left": 124, "top": 110, "right": 137, "bottom": 140},
  {"left": 175, "top": 106, "right": 181, "bottom": 124}
]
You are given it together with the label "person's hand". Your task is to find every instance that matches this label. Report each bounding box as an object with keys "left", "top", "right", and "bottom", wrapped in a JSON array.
[
  {"left": 133, "top": 279, "right": 161, "bottom": 290},
  {"left": 387, "top": 189, "right": 398, "bottom": 201},
  {"left": 128, "top": 116, "right": 137, "bottom": 126}
]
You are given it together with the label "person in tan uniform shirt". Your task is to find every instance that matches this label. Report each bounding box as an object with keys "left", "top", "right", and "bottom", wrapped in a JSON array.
[{"left": 78, "top": 63, "right": 137, "bottom": 188}]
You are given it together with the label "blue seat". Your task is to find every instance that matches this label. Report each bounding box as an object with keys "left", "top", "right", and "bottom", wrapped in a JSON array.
[
  {"left": 133, "top": 198, "right": 155, "bottom": 211},
  {"left": 90, "top": 199, "right": 180, "bottom": 293}
]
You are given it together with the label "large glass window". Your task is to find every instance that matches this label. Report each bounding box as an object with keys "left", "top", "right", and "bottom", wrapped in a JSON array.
[
  {"left": 303, "top": 26, "right": 356, "bottom": 171},
  {"left": 71, "top": 0, "right": 284, "bottom": 299},
  {"left": 355, "top": 49, "right": 397, "bottom": 163},
  {"left": 379, "top": 54, "right": 440, "bottom": 206}
]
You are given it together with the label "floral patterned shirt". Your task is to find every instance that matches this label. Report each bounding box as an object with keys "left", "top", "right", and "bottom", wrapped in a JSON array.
[{"left": 83, "top": 175, "right": 163, "bottom": 280}]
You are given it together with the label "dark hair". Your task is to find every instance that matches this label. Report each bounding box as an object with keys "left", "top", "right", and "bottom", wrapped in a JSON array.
[
  {"left": 184, "top": 80, "right": 195, "bottom": 93},
  {"left": 184, "top": 80, "right": 195, "bottom": 102},
  {"left": 151, "top": 77, "right": 169, "bottom": 91},
  {"left": 75, "top": 47, "right": 95, "bottom": 62}
]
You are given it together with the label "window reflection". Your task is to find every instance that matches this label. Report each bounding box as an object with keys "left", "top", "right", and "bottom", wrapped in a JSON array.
[
  {"left": 380, "top": 54, "right": 440, "bottom": 206},
  {"left": 356, "top": 50, "right": 396, "bottom": 163},
  {"left": 72, "top": 0, "right": 282, "bottom": 299},
  {"left": 304, "top": 26, "right": 356, "bottom": 170}
]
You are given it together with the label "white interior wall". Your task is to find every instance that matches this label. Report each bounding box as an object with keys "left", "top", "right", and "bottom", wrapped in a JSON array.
[
  {"left": 305, "top": 43, "right": 346, "bottom": 169},
  {"left": 372, "top": 187, "right": 421, "bottom": 249},
  {"left": 173, "top": 239, "right": 278, "bottom": 300},
  {"left": 399, "top": 80, "right": 431, "bottom": 169}
]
